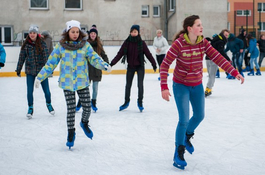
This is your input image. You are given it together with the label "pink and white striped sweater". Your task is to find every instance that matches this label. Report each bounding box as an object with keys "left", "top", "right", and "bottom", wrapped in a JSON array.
[{"left": 160, "top": 34, "right": 239, "bottom": 91}]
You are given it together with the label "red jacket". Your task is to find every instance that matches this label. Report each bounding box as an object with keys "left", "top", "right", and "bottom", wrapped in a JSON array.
[{"left": 160, "top": 34, "right": 238, "bottom": 90}]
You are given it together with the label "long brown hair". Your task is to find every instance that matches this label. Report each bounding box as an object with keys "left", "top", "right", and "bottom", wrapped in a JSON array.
[
  {"left": 87, "top": 35, "right": 104, "bottom": 56},
  {"left": 172, "top": 15, "right": 200, "bottom": 41},
  {"left": 21, "top": 34, "right": 43, "bottom": 55},
  {"left": 60, "top": 29, "right": 87, "bottom": 43}
]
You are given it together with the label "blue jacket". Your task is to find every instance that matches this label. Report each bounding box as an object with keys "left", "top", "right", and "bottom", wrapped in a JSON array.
[
  {"left": 37, "top": 41, "right": 109, "bottom": 92},
  {"left": 224, "top": 34, "right": 244, "bottom": 54},
  {"left": 0, "top": 43, "right": 6, "bottom": 69},
  {"left": 248, "top": 38, "right": 259, "bottom": 58}
]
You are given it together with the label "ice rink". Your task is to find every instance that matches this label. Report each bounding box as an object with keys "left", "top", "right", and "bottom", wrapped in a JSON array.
[{"left": 0, "top": 72, "right": 265, "bottom": 175}]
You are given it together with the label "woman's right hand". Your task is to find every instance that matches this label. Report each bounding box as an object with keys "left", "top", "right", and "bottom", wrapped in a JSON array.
[{"left": 162, "top": 89, "right": 171, "bottom": 101}]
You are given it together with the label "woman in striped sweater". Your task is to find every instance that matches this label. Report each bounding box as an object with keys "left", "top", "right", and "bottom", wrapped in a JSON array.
[{"left": 159, "top": 15, "right": 244, "bottom": 170}]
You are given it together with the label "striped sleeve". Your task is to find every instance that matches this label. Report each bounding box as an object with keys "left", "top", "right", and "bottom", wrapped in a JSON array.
[
  {"left": 159, "top": 40, "right": 179, "bottom": 91},
  {"left": 204, "top": 40, "right": 238, "bottom": 77}
]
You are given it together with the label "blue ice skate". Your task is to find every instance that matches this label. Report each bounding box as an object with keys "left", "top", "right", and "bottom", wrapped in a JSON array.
[
  {"left": 91, "top": 99, "right": 98, "bottom": 112},
  {"left": 80, "top": 121, "right": 93, "bottom": 140},
  {"left": 27, "top": 105, "right": 34, "bottom": 119},
  {"left": 119, "top": 101, "right": 130, "bottom": 111},
  {"left": 137, "top": 102, "right": 144, "bottom": 112},
  {"left": 66, "top": 129, "right": 76, "bottom": 149},
  {"left": 185, "top": 133, "right": 194, "bottom": 154},
  {"left": 173, "top": 145, "right": 187, "bottom": 170}
]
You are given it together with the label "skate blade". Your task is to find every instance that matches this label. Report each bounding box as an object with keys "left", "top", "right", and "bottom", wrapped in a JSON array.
[
  {"left": 27, "top": 114, "right": 32, "bottom": 119},
  {"left": 50, "top": 111, "right": 55, "bottom": 115},
  {"left": 173, "top": 162, "right": 185, "bottom": 170}
]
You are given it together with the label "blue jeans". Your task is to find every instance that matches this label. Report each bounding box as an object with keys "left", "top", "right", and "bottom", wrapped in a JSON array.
[
  {"left": 258, "top": 52, "right": 265, "bottom": 67},
  {"left": 232, "top": 52, "right": 243, "bottom": 73},
  {"left": 172, "top": 82, "right": 205, "bottom": 146},
  {"left": 249, "top": 57, "right": 259, "bottom": 70},
  {"left": 91, "top": 81, "right": 99, "bottom": 100},
  {"left": 26, "top": 74, "right": 51, "bottom": 106}
]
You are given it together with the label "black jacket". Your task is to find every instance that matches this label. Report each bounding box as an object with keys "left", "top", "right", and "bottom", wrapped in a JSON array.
[
  {"left": 88, "top": 41, "right": 109, "bottom": 82},
  {"left": 237, "top": 30, "right": 247, "bottom": 49},
  {"left": 257, "top": 39, "right": 265, "bottom": 53},
  {"left": 205, "top": 33, "right": 230, "bottom": 61}
]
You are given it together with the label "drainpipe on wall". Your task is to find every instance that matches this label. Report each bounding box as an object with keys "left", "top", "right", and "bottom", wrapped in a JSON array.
[{"left": 164, "top": 0, "right": 176, "bottom": 40}]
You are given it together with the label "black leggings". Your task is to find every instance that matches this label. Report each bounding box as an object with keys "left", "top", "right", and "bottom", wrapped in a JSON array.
[
  {"left": 63, "top": 87, "right": 91, "bottom": 130},
  {"left": 125, "top": 66, "right": 145, "bottom": 103},
  {"left": 156, "top": 54, "right": 165, "bottom": 71}
]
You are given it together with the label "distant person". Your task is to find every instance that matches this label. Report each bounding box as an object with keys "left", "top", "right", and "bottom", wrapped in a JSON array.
[
  {"left": 15, "top": 25, "right": 55, "bottom": 119},
  {"left": 110, "top": 24, "right": 157, "bottom": 112},
  {"left": 35, "top": 20, "right": 111, "bottom": 149},
  {"left": 237, "top": 29, "right": 249, "bottom": 72},
  {"left": 153, "top": 29, "right": 169, "bottom": 80},
  {"left": 0, "top": 43, "right": 6, "bottom": 69},
  {"left": 246, "top": 34, "right": 261, "bottom": 76},
  {"left": 76, "top": 25, "right": 109, "bottom": 112},
  {"left": 257, "top": 34, "right": 265, "bottom": 67},
  {"left": 224, "top": 33, "right": 244, "bottom": 78},
  {"left": 205, "top": 29, "right": 231, "bottom": 97},
  {"left": 159, "top": 15, "right": 244, "bottom": 170},
  {"left": 41, "top": 31, "right": 54, "bottom": 77}
]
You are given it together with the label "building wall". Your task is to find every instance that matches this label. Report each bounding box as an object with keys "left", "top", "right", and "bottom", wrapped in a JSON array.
[{"left": 0, "top": 0, "right": 228, "bottom": 45}]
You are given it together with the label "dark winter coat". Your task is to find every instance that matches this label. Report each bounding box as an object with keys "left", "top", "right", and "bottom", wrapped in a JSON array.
[
  {"left": 237, "top": 30, "right": 247, "bottom": 49},
  {"left": 224, "top": 34, "right": 244, "bottom": 54},
  {"left": 110, "top": 36, "right": 157, "bottom": 69},
  {"left": 88, "top": 41, "right": 109, "bottom": 81},
  {"left": 257, "top": 39, "right": 265, "bottom": 53},
  {"left": 205, "top": 33, "right": 230, "bottom": 61},
  {"left": 16, "top": 39, "right": 49, "bottom": 76},
  {"left": 42, "top": 34, "right": 53, "bottom": 55}
]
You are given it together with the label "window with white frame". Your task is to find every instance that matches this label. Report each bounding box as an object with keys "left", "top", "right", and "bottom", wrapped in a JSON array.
[
  {"left": 258, "top": 3, "right": 265, "bottom": 12},
  {"left": 142, "top": 5, "right": 149, "bottom": 17},
  {"left": 153, "top": 5, "right": 160, "bottom": 17},
  {"left": 30, "top": 0, "right": 48, "bottom": 9},
  {"left": 258, "top": 22, "right": 265, "bottom": 31},
  {"left": 227, "top": 2, "right": 230, "bottom": 12},
  {"left": 236, "top": 10, "right": 251, "bottom": 16},
  {"left": 169, "top": 0, "right": 174, "bottom": 11},
  {"left": 0, "top": 26, "right": 13, "bottom": 45},
  {"left": 65, "top": 0, "right": 82, "bottom": 10}
]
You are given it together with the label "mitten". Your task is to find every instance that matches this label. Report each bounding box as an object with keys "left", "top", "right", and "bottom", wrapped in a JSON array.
[
  {"left": 0, "top": 63, "right": 4, "bottom": 67},
  {"left": 104, "top": 65, "right": 112, "bottom": 73},
  {"left": 35, "top": 79, "right": 41, "bottom": 88}
]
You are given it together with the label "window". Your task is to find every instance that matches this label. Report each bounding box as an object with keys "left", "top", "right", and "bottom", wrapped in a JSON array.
[
  {"left": 236, "top": 10, "right": 251, "bottom": 16},
  {"left": 141, "top": 5, "right": 149, "bottom": 17},
  {"left": 227, "top": 2, "right": 230, "bottom": 12},
  {"left": 30, "top": 0, "right": 48, "bottom": 9},
  {"left": 153, "top": 5, "right": 160, "bottom": 17},
  {"left": 227, "top": 22, "right": 230, "bottom": 31},
  {"left": 0, "top": 26, "right": 13, "bottom": 45},
  {"left": 258, "top": 22, "right": 265, "bottom": 31},
  {"left": 65, "top": 0, "right": 82, "bottom": 10},
  {"left": 258, "top": 3, "right": 265, "bottom": 12},
  {"left": 169, "top": 0, "right": 174, "bottom": 11}
]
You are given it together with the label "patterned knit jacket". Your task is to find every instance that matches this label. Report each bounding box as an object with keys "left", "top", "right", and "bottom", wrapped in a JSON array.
[
  {"left": 37, "top": 41, "right": 109, "bottom": 91},
  {"left": 16, "top": 40, "right": 49, "bottom": 76},
  {"left": 160, "top": 33, "right": 239, "bottom": 90}
]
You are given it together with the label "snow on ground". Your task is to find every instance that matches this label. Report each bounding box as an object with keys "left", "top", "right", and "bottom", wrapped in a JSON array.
[{"left": 0, "top": 72, "right": 265, "bottom": 175}]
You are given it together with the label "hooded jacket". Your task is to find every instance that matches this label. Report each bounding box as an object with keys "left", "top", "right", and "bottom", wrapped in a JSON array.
[
  {"left": 248, "top": 38, "right": 259, "bottom": 58},
  {"left": 237, "top": 29, "right": 247, "bottom": 49},
  {"left": 224, "top": 34, "right": 244, "bottom": 54},
  {"left": 160, "top": 33, "right": 239, "bottom": 90},
  {"left": 153, "top": 35, "right": 169, "bottom": 55},
  {"left": 42, "top": 32, "right": 53, "bottom": 55}
]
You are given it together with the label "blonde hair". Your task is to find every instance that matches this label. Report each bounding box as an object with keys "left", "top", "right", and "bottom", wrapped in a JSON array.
[{"left": 156, "top": 29, "right": 163, "bottom": 34}]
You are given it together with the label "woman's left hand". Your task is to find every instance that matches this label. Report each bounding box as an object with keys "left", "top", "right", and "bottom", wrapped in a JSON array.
[{"left": 236, "top": 74, "right": 245, "bottom": 84}]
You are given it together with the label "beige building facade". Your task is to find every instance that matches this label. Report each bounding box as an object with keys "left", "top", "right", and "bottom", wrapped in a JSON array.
[{"left": 0, "top": 0, "right": 228, "bottom": 46}]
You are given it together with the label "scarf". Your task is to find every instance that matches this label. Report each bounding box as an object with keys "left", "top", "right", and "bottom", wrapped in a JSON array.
[
  {"left": 60, "top": 40, "right": 86, "bottom": 51},
  {"left": 121, "top": 35, "right": 145, "bottom": 66}
]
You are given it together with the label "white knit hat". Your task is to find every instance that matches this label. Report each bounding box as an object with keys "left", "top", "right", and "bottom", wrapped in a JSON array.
[
  {"left": 66, "top": 20, "right": 81, "bottom": 32},
  {"left": 29, "top": 25, "right": 39, "bottom": 33}
]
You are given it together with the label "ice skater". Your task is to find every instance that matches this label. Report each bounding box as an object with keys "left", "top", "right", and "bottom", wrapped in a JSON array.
[
  {"left": 0, "top": 43, "right": 6, "bottom": 69},
  {"left": 246, "top": 34, "right": 261, "bottom": 76},
  {"left": 34, "top": 20, "right": 111, "bottom": 149},
  {"left": 159, "top": 15, "right": 244, "bottom": 170},
  {"left": 15, "top": 24, "right": 55, "bottom": 119},
  {"left": 110, "top": 24, "right": 157, "bottom": 112}
]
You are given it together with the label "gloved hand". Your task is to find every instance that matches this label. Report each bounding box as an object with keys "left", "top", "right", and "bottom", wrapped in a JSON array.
[
  {"left": 153, "top": 65, "right": 157, "bottom": 72},
  {"left": 34, "top": 79, "right": 41, "bottom": 88},
  {"left": 0, "top": 63, "right": 4, "bottom": 67},
  {"left": 16, "top": 71, "right": 21, "bottom": 77},
  {"left": 104, "top": 64, "right": 112, "bottom": 73},
  {"left": 247, "top": 53, "right": 251, "bottom": 57}
]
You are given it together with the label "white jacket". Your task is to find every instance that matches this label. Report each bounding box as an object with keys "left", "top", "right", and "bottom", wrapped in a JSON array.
[{"left": 153, "top": 36, "right": 169, "bottom": 55}]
